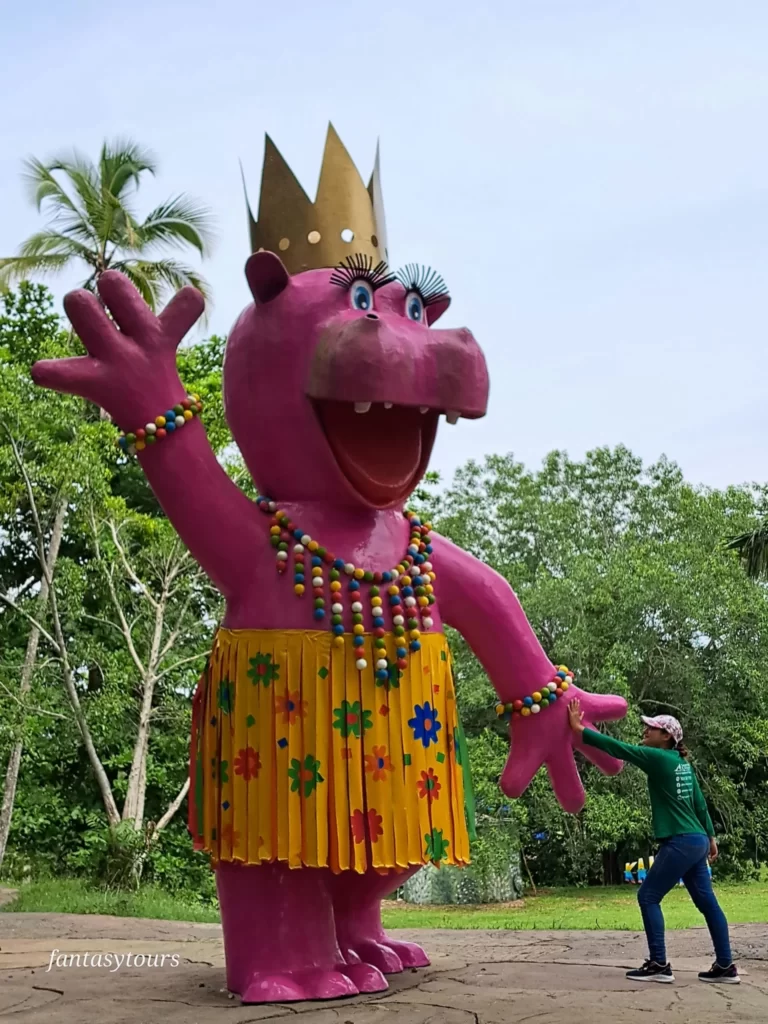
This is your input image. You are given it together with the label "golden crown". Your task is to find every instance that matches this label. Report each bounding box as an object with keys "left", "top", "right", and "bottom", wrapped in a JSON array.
[{"left": 244, "top": 124, "right": 388, "bottom": 276}]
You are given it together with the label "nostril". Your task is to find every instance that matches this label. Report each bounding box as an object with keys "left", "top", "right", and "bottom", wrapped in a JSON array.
[{"left": 365, "top": 313, "right": 379, "bottom": 320}]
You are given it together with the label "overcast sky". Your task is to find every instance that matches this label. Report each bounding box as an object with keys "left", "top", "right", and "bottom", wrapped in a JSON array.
[{"left": 2, "top": 0, "right": 767, "bottom": 491}]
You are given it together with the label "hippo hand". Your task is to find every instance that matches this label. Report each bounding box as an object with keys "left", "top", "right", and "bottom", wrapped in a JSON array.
[
  {"left": 32, "top": 271, "right": 204, "bottom": 428},
  {"left": 501, "top": 687, "right": 628, "bottom": 814}
]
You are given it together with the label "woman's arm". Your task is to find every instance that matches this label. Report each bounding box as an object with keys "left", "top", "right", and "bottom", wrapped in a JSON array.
[{"left": 568, "top": 699, "right": 660, "bottom": 772}]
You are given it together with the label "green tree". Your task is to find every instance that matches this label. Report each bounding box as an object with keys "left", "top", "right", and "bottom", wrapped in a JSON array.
[
  {"left": 417, "top": 449, "right": 768, "bottom": 884},
  {"left": 0, "top": 140, "right": 213, "bottom": 308},
  {"left": 0, "top": 285, "right": 225, "bottom": 884},
  {"left": 0, "top": 283, "right": 112, "bottom": 871}
]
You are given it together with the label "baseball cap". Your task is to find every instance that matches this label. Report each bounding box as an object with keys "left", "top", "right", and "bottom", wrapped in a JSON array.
[{"left": 642, "top": 715, "right": 683, "bottom": 744}]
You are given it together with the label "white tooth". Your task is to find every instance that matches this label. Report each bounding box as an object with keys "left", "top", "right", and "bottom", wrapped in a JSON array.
[
  {"left": 354, "top": 402, "right": 372, "bottom": 414},
  {"left": 420, "top": 406, "right": 429, "bottom": 414},
  {"left": 446, "top": 410, "right": 460, "bottom": 425},
  {"left": 384, "top": 402, "right": 393, "bottom": 409}
]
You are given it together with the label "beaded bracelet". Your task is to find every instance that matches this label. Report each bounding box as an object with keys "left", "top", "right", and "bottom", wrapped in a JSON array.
[
  {"left": 495, "top": 666, "right": 574, "bottom": 721},
  {"left": 117, "top": 395, "right": 203, "bottom": 455}
]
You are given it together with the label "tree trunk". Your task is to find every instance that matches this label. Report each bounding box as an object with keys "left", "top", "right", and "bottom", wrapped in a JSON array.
[
  {"left": 122, "top": 602, "right": 165, "bottom": 830},
  {"left": 0, "top": 498, "right": 67, "bottom": 872},
  {"left": 122, "top": 728, "right": 149, "bottom": 829}
]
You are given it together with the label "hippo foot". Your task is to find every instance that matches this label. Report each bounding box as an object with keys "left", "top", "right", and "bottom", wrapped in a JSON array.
[
  {"left": 239, "top": 966, "right": 360, "bottom": 1004},
  {"left": 340, "top": 936, "right": 430, "bottom": 975},
  {"left": 379, "top": 937, "right": 431, "bottom": 969},
  {"left": 340, "top": 959, "right": 390, "bottom": 993}
]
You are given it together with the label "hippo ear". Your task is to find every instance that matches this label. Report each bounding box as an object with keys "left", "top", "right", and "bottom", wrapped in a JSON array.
[
  {"left": 426, "top": 295, "right": 451, "bottom": 325},
  {"left": 245, "top": 251, "right": 290, "bottom": 304}
]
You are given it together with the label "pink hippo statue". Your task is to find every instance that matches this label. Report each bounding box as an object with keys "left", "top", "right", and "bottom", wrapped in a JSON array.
[{"left": 32, "top": 126, "right": 628, "bottom": 1004}]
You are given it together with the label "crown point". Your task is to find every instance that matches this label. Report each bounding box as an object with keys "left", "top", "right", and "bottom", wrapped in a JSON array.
[{"left": 248, "top": 127, "right": 387, "bottom": 275}]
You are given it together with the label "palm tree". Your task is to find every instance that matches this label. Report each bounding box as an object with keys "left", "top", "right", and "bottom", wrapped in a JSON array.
[
  {"left": 725, "top": 523, "right": 768, "bottom": 580},
  {"left": 0, "top": 139, "right": 213, "bottom": 309}
]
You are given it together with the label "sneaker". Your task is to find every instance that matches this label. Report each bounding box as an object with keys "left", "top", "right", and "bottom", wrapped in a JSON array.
[
  {"left": 626, "top": 961, "right": 675, "bottom": 983},
  {"left": 698, "top": 962, "right": 740, "bottom": 984}
]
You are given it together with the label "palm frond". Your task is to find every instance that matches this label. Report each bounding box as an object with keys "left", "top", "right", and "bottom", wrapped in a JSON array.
[
  {"left": 134, "top": 196, "right": 215, "bottom": 256},
  {"left": 55, "top": 213, "right": 104, "bottom": 246},
  {"left": 108, "top": 208, "right": 146, "bottom": 253},
  {"left": 0, "top": 254, "right": 72, "bottom": 290},
  {"left": 21, "top": 157, "right": 79, "bottom": 215},
  {"left": 21, "top": 159, "right": 99, "bottom": 247},
  {"left": 725, "top": 522, "right": 768, "bottom": 579},
  {"left": 99, "top": 139, "right": 157, "bottom": 198},
  {"left": 17, "top": 231, "right": 97, "bottom": 264},
  {"left": 111, "top": 261, "right": 161, "bottom": 310},
  {"left": 110, "top": 258, "right": 211, "bottom": 312},
  {"left": 40, "top": 151, "right": 107, "bottom": 242}
]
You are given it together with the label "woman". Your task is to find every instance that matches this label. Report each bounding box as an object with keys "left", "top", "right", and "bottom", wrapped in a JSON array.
[{"left": 568, "top": 699, "right": 739, "bottom": 985}]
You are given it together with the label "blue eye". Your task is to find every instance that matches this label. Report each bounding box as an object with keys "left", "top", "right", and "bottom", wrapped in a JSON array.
[
  {"left": 350, "top": 280, "right": 374, "bottom": 311},
  {"left": 406, "top": 291, "right": 424, "bottom": 322}
]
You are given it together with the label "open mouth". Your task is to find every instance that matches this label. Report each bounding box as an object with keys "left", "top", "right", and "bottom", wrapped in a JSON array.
[{"left": 314, "top": 400, "right": 448, "bottom": 507}]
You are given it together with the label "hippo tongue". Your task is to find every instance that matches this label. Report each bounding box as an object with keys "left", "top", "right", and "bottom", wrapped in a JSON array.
[{"left": 316, "top": 401, "right": 437, "bottom": 507}]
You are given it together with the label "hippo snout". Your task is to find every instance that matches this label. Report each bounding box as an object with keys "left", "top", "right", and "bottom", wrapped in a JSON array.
[{"left": 307, "top": 316, "right": 489, "bottom": 421}]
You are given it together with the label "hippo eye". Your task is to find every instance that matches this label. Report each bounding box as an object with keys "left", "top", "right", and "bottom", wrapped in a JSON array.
[
  {"left": 350, "top": 279, "right": 374, "bottom": 312},
  {"left": 405, "top": 291, "right": 425, "bottom": 322}
]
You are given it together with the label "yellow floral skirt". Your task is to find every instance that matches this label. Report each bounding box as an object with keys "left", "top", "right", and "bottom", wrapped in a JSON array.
[{"left": 189, "top": 628, "right": 472, "bottom": 873}]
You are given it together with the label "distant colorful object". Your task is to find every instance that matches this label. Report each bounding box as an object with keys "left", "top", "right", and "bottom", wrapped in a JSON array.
[{"left": 625, "top": 853, "right": 711, "bottom": 886}]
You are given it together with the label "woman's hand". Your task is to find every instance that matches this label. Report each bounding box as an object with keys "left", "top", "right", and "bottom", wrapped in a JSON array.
[
  {"left": 568, "top": 698, "right": 586, "bottom": 736},
  {"left": 709, "top": 838, "right": 719, "bottom": 863}
]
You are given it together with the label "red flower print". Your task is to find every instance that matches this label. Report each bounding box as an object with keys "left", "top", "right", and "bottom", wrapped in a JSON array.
[
  {"left": 364, "top": 745, "right": 394, "bottom": 781},
  {"left": 350, "top": 808, "right": 384, "bottom": 844},
  {"left": 367, "top": 808, "right": 383, "bottom": 843},
  {"left": 220, "top": 823, "right": 241, "bottom": 849},
  {"left": 351, "top": 809, "right": 367, "bottom": 844},
  {"left": 275, "top": 690, "right": 307, "bottom": 725},
  {"left": 417, "top": 767, "right": 441, "bottom": 803},
  {"left": 234, "top": 747, "right": 261, "bottom": 781}
]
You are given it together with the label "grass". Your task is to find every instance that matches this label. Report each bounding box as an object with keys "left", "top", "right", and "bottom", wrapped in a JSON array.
[
  {"left": 381, "top": 882, "right": 768, "bottom": 930},
  {"left": 1, "top": 879, "right": 220, "bottom": 923},
  {"left": 3, "top": 877, "right": 767, "bottom": 931}
]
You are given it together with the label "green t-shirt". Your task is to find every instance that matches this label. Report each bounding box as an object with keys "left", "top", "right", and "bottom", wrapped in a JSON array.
[{"left": 582, "top": 728, "right": 715, "bottom": 840}]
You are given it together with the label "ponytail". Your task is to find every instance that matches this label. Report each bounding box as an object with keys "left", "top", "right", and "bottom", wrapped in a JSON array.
[{"left": 676, "top": 740, "right": 690, "bottom": 759}]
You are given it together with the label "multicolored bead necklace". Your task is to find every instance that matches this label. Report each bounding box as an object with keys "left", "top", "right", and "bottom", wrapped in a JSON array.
[
  {"left": 495, "top": 667, "right": 574, "bottom": 721},
  {"left": 256, "top": 497, "right": 437, "bottom": 676}
]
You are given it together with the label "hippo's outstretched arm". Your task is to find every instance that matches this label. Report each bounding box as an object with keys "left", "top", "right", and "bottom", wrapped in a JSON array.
[
  {"left": 435, "top": 532, "right": 628, "bottom": 813},
  {"left": 32, "top": 273, "right": 260, "bottom": 596}
]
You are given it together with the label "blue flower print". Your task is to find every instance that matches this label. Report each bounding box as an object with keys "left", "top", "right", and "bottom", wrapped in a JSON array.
[{"left": 409, "top": 701, "right": 442, "bottom": 748}]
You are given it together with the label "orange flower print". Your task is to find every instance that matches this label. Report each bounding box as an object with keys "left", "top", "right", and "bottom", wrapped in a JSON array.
[
  {"left": 417, "top": 767, "right": 441, "bottom": 803},
  {"left": 220, "top": 823, "right": 241, "bottom": 849},
  {"left": 234, "top": 746, "right": 261, "bottom": 781},
  {"left": 275, "top": 690, "right": 307, "bottom": 725},
  {"left": 364, "top": 745, "right": 394, "bottom": 781},
  {"left": 350, "top": 808, "right": 384, "bottom": 845}
]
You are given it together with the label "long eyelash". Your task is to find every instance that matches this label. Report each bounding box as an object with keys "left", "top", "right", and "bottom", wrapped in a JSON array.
[
  {"left": 330, "top": 254, "right": 395, "bottom": 291},
  {"left": 396, "top": 264, "right": 449, "bottom": 307}
]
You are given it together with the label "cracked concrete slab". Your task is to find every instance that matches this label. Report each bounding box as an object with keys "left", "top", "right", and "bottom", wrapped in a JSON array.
[{"left": 0, "top": 913, "right": 765, "bottom": 1022}]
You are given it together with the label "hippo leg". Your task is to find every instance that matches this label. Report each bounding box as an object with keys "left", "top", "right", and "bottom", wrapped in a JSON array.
[
  {"left": 217, "top": 861, "right": 387, "bottom": 1003},
  {"left": 330, "top": 867, "right": 430, "bottom": 974}
]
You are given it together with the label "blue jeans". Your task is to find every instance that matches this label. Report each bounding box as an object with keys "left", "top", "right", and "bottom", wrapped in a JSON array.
[{"left": 637, "top": 833, "right": 732, "bottom": 966}]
